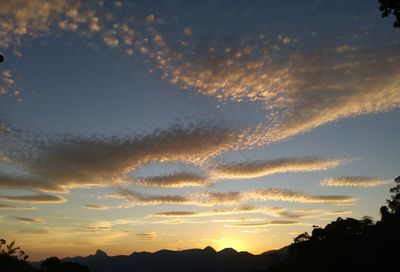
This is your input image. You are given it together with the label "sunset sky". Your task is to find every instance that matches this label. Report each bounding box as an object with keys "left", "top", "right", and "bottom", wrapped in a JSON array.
[{"left": 0, "top": 0, "right": 399, "bottom": 261}]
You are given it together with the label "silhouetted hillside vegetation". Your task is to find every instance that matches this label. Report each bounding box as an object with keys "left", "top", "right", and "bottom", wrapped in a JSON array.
[
  {"left": 268, "top": 176, "right": 400, "bottom": 272},
  {"left": 0, "top": 239, "right": 89, "bottom": 272}
]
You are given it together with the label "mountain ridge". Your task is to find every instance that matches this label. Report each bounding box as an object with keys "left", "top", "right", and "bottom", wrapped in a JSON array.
[{"left": 53, "top": 246, "right": 288, "bottom": 272}]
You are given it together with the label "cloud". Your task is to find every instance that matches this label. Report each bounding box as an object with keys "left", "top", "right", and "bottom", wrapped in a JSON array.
[
  {"left": 143, "top": 28, "right": 400, "bottom": 147},
  {"left": 211, "top": 157, "right": 344, "bottom": 179},
  {"left": 136, "top": 232, "right": 157, "bottom": 241},
  {"left": 102, "top": 187, "right": 353, "bottom": 209},
  {"left": 192, "top": 191, "right": 243, "bottom": 205},
  {"left": 154, "top": 211, "right": 197, "bottom": 217},
  {"left": 274, "top": 208, "right": 352, "bottom": 219},
  {"left": 152, "top": 206, "right": 352, "bottom": 222},
  {"left": 4, "top": 123, "right": 239, "bottom": 193},
  {"left": 321, "top": 177, "right": 390, "bottom": 187},
  {"left": 228, "top": 220, "right": 301, "bottom": 228},
  {"left": 18, "top": 228, "right": 50, "bottom": 234},
  {"left": 0, "top": 0, "right": 134, "bottom": 51},
  {"left": 0, "top": 173, "right": 64, "bottom": 193},
  {"left": 0, "top": 193, "right": 65, "bottom": 203},
  {"left": 11, "top": 216, "right": 44, "bottom": 224},
  {"left": 0, "top": 204, "right": 37, "bottom": 210},
  {"left": 106, "top": 189, "right": 191, "bottom": 206},
  {"left": 83, "top": 204, "right": 111, "bottom": 210},
  {"left": 153, "top": 205, "right": 262, "bottom": 218},
  {"left": 133, "top": 171, "right": 211, "bottom": 188},
  {"left": 248, "top": 189, "right": 354, "bottom": 204}
]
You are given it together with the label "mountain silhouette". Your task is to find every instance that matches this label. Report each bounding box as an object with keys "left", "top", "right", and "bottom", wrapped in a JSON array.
[
  {"left": 94, "top": 250, "right": 107, "bottom": 257},
  {"left": 54, "top": 246, "right": 288, "bottom": 272}
]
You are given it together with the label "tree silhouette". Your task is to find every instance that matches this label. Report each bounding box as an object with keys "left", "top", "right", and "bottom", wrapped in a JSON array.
[
  {"left": 0, "top": 54, "right": 3, "bottom": 63},
  {"left": 0, "top": 239, "right": 29, "bottom": 261},
  {"left": 379, "top": 0, "right": 400, "bottom": 27},
  {"left": 0, "top": 239, "right": 37, "bottom": 272},
  {"left": 268, "top": 176, "right": 400, "bottom": 272}
]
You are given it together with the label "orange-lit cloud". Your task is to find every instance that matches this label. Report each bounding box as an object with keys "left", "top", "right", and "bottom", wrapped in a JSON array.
[
  {"left": 143, "top": 27, "right": 400, "bottom": 147},
  {"left": 248, "top": 189, "right": 354, "bottom": 204},
  {"left": 0, "top": 204, "right": 37, "bottom": 210},
  {"left": 136, "top": 232, "right": 157, "bottom": 241},
  {"left": 321, "top": 177, "right": 390, "bottom": 187},
  {"left": 0, "top": 193, "right": 65, "bottom": 203},
  {"left": 83, "top": 204, "right": 111, "bottom": 210},
  {"left": 100, "top": 187, "right": 353, "bottom": 209},
  {"left": 0, "top": 0, "right": 133, "bottom": 51},
  {"left": 211, "top": 157, "right": 344, "bottom": 179},
  {"left": 227, "top": 220, "right": 301, "bottom": 227}
]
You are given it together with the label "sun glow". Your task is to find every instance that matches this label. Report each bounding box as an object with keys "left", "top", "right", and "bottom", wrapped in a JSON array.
[{"left": 215, "top": 237, "right": 247, "bottom": 252}]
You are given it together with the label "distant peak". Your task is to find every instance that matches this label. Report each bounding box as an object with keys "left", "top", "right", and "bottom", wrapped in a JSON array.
[
  {"left": 95, "top": 249, "right": 108, "bottom": 257},
  {"left": 203, "top": 246, "right": 216, "bottom": 253},
  {"left": 218, "top": 248, "right": 237, "bottom": 255}
]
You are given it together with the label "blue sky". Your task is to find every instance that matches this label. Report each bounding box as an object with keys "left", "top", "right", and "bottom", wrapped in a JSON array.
[{"left": 0, "top": 0, "right": 399, "bottom": 260}]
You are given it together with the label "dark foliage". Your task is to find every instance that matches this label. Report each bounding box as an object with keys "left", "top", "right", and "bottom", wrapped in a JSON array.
[
  {"left": 0, "top": 254, "right": 39, "bottom": 272},
  {"left": 268, "top": 176, "right": 400, "bottom": 272},
  {"left": 379, "top": 0, "right": 400, "bottom": 27},
  {"left": 0, "top": 239, "right": 36, "bottom": 272},
  {"left": 0, "top": 240, "right": 90, "bottom": 272},
  {"left": 0, "top": 54, "right": 4, "bottom": 63}
]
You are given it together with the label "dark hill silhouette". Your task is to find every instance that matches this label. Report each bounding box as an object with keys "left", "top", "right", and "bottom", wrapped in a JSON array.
[
  {"left": 58, "top": 246, "right": 288, "bottom": 272},
  {"left": 268, "top": 176, "right": 400, "bottom": 272}
]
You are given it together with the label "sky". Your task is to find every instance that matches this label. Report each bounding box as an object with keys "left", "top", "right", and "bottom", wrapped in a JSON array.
[{"left": 0, "top": 0, "right": 399, "bottom": 261}]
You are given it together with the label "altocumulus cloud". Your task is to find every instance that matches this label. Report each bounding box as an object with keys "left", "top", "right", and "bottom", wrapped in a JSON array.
[
  {"left": 142, "top": 24, "right": 400, "bottom": 146},
  {"left": 248, "top": 189, "right": 354, "bottom": 204},
  {"left": 3, "top": 123, "right": 239, "bottom": 193},
  {"left": 211, "top": 157, "right": 344, "bottom": 179},
  {"left": 133, "top": 171, "right": 211, "bottom": 188},
  {"left": 321, "top": 177, "right": 390, "bottom": 187},
  {"left": 99, "top": 187, "right": 353, "bottom": 208},
  {"left": 0, "top": 0, "right": 134, "bottom": 52}
]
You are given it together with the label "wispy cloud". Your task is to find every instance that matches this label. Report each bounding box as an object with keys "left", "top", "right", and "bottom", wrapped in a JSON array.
[
  {"left": 321, "top": 177, "right": 390, "bottom": 187},
  {"left": 211, "top": 157, "right": 344, "bottom": 179},
  {"left": 83, "top": 204, "right": 111, "bottom": 210},
  {"left": 154, "top": 211, "right": 197, "bottom": 217},
  {"left": 11, "top": 216, "right": 44, "bottom": 224},
  {"left": 227, "top": 220, "right": 301, "bottom": 228},
  {"left": 0, "top": 193, "right": 65, "bottom": 203},
  {"left": 136, "top": 232, "right": 157, "bottom": 241},
  {"left": 0, "top": 203, "right": 37, "bottom": 210}
]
